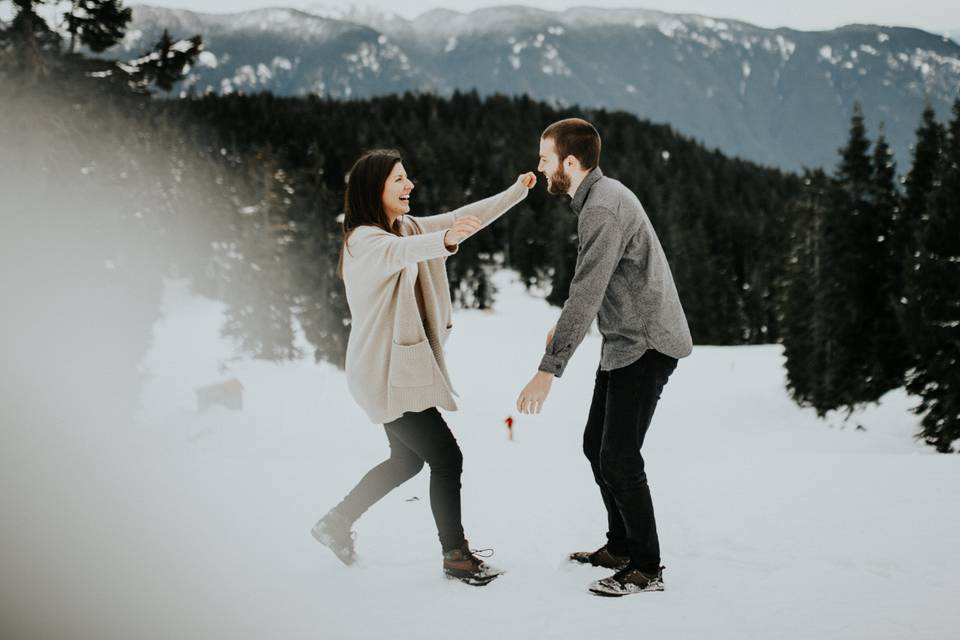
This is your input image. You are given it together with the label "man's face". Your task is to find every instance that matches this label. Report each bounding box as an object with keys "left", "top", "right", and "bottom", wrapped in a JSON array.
[{"left": 538, "top": 137, "right": 571, "bottom": 196}]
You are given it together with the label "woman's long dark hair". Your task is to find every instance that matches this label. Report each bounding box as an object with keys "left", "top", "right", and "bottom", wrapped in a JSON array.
[{"left": 337, "top": 149, "right": 404, "bottom": 278}]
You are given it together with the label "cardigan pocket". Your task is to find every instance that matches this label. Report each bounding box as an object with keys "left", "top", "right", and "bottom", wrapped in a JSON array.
[{"left": 389, "top": 338, "right": 436, "bottom": 388}]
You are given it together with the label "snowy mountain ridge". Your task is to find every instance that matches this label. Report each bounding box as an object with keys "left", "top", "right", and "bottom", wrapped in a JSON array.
[{"left": 117, "top": 4, "right": 960, "bottom": 171}]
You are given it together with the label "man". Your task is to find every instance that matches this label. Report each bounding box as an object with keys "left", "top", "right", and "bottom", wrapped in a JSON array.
[{"left": 516, "top": 118, "right": 692, "bottom": 597}]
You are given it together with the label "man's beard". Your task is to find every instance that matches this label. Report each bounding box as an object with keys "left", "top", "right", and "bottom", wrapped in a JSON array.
[{"left": 547, "top": 166, "right": 571, "bottom": 195}]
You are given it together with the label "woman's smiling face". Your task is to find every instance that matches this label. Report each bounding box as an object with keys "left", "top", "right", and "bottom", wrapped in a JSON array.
[{"left": 382, "top": 161, "right": 414, "bottom": 221}]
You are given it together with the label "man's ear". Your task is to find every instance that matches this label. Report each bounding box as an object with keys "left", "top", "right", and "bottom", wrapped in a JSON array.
[{"left": 563, "top": 155, "right": 578, "bottom": 170}]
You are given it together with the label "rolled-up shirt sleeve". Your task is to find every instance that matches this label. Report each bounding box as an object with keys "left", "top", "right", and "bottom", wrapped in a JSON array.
[{"left": 538, "top": 206, "right": 623, "bottom": 377}]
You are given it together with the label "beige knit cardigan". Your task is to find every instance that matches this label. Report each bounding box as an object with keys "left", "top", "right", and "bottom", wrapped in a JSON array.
[{"left": 342, "top": 181, "right": 528, "bottom": 424}]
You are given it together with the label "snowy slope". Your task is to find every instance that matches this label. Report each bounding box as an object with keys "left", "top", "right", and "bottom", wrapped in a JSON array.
[{"left": 6, "top": 270, "right": 957, "bottom": 640}]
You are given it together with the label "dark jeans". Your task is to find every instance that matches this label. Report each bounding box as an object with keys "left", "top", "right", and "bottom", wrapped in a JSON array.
[
  {"left": 332, "top": 407, "right": 466, "bottom": 553},
  {"left": 583, "top": 349, "right": 678, "bottom": 573}
]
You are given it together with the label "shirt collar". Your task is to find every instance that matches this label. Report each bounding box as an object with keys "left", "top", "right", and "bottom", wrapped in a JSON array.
[{"left": 570, "top": 167, "right": 604, "bottom": 215}]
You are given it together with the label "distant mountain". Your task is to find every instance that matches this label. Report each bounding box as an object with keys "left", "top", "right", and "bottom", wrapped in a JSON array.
[
  {"left": 945, "top": 29, "right": 960, "bottom": 45},
  {"left": 111, "top": 5, "right": 960, "bottom": 171}
]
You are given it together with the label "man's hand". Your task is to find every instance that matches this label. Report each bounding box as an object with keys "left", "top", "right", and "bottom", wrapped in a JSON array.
[
  {"left": 444, "top": 215, "right": 482, "bottom": 249},
  {"left": 517, "top": 370, "right": 554, "bottom": 415},
  {"left": 545, "top": 324, "right": 556, "bottom": 347}
]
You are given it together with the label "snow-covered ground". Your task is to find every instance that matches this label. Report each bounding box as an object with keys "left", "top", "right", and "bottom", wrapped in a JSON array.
[{"left": 6, "top": 270, "right": 958, "bottom": 640}]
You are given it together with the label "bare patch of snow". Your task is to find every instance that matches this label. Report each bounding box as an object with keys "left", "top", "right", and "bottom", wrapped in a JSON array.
[{"left": 197, "top": 51, "right": 218, "bottom": 69}]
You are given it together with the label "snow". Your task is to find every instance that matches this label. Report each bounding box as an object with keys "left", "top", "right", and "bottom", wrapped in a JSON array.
[
  {"left": 234, "top": 64, "right": 258, "bottom": 87},
  {"left": 197, "top": 51, "right": 219, "bottom": 68},
  {"left": 700, "top": 18, "right": 729, "bottom": 31},
  {"left": 776, "top": 35, "right": 797, "bottom": 61},
  {"left": 6, "top": 270, "right": 957, "bottom": 639},
  {"left": 122, "top": 28, "right": 144, "bottom": 51},
  {"left": 344, "top": 42, "right": 382, "bottom": 75},
  {"left": 303, "top": 0, "right": 401, "bottom": 28},
  {"left": 272, "top": 56, "right": 294, "bottom": 71},
  {"left": 221, "top": 7, "right": 348, "bottom": 41},
  {"left": 343, "top": 38, "right": 411, "bottom": 77},
  {"left": 540, "top": 44, "right": 572, "bottom": 77},
  {"left": 171, "top": 39, "right": 197, "bottom": 53},
  {"left": 657, "top": 19, "right": 685, "bottom": 38},
  {"left": 689, "top": 30, "right": 721, "bottom": 51}
]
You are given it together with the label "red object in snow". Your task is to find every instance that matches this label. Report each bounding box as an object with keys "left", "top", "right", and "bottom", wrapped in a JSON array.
[{"left": 505, "top": 416, "right": 514, "bottom": 441}]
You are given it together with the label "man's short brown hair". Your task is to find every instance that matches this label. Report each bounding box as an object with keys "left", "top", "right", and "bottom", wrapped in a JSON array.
[{"left": 541, "top": 118, "right": 601, "bottom": 170}]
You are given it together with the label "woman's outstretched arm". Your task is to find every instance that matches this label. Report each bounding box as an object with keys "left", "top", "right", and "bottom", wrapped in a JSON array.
[{"left": 414, "top": 173, "right": 535, "bottom": 234}]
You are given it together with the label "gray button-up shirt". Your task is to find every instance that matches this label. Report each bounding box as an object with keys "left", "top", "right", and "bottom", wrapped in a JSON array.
[{"left": 538, "top": 167, "right": 693, "bottom": 377}]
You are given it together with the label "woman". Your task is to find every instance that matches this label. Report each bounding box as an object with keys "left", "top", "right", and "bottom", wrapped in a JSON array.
[{"left": 312, "top": 149, "right": 536, "bottom": 586}]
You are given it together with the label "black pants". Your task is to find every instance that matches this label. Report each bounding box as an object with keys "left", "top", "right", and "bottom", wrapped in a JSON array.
[
  {"left": 583, "top": 349, "right": 678, "bottom": 573},
  {"left": 333, "top": 407, "right": 466, "bottom": 553}
]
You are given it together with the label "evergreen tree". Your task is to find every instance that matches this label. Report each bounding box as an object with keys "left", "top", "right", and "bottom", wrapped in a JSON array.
[
  {"left": 903, "top": 105, "right": 945, "bottom": 236},
  {"left": 780, "top": 169, "right": 836, "bottom": 414},
  {"left": 152, "top": 91, "right": 798, "bottom": 366},
  {"left": 869, "top": 127, "right": 910, "bottom": 389},
  {"left": 121, "top": 28, "right": 203, "bottom": 93},
  {"left": 822, "top": 102, "right": 878, "bottom": 408},
  {"left": 543, "top": 200, "right": 579, "bottom": 308},
  {"left": 1, "top": 0, "right": 199, "bottom": 93},
  {"left": 294, "top": 152, "right": 351, "bottom": 368},
  {"left": 906, "top": 97, "right": 960, "bottom": 452},
  {"left": 3, "top": 1, "right": 60, "bottom": 76},
  {"left": 782, "top": 104, "right": 907, "bottom": 415},
  {"left": 63, "top": 0, "right": 132, "bottom": 54},
  {"left": 662, "top": 189, "right": 738, "bottom": 344},
  {"left": 218, "top": 149, "right": 300, "bottom": 361},
  {"left": 901, "top": 105, "right": 945, "bottom": 321}
]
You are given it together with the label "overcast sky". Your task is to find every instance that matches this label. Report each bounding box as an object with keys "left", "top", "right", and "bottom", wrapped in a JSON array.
[{"left": 134, "top": 1, "right": 959, "bottom": 33}]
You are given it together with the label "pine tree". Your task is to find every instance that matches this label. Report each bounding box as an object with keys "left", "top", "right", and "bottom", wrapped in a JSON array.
[
  {"left": 780, "top": 169, "right": 835, "bottom": 414},
  {"left": 869, "top": 127, "right": 910, "bottom": 390},
  {"left": 121, "top": 28, "right": 203, "bottom": 93},
  {"left": 292, "top": 146, "right": 351, "bottom": 368},
  {"left": 64, "top": 0, "right": 132, "bottom": 54},
  {"left": 1, "top": 0, "right": 198, "bottom": 94},
  {"left": 219, "top": 148, "right": 299, "bottom": 361},
  {"left": 906, "top": 97, "right": 960, "bottom": 452},
  {"left": 782, "top": 104, "right": 907, "bottom": 415},
  {"left": 151, "top": 92, "right": 799, "bottom": 366},
  {"left": 901, "top": 105, "right": 945, "bottom": 323},
  {"left": 823, "top": 102, "right": 877, "bottom": 409},
  {"left": 4, "top": 1, "right": 60, "bottom": 75}
]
